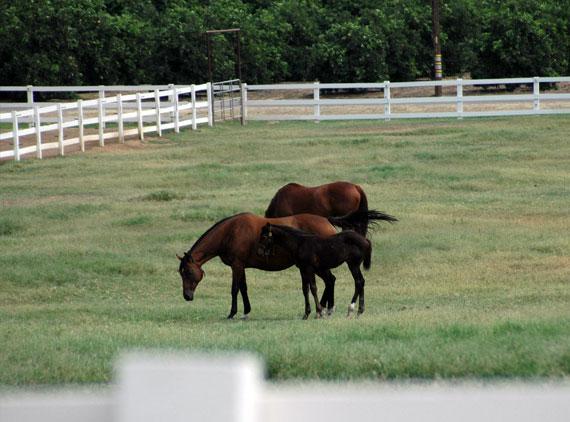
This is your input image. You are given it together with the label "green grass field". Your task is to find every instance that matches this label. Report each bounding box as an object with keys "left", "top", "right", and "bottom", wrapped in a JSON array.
[{"left": 1, "top": 116, "right": 569, "bottom": 385}]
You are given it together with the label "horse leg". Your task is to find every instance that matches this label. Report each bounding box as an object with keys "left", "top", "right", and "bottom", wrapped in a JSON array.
[
  {"left": 304, "top": 268, "right": 323, "bottom": 319},
  {"left": 301, "top": 276, "right": 311, "bottom": 320},
  {"left": 227, "top": 264, "right": 245, "bottom": 320},
  {"left": 347, "top": 263, "right": 366, "bottom": 317},
  {"left": 317, "top": 269, "right": 336, "bottom": 316},
  {"left": 239, "top": 276, "right": 251, "bottom": 320}
]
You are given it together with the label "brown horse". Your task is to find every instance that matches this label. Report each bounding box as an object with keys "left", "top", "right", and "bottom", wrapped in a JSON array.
[
  {"left": 177, "top": 212, "right": 362, "bottom": 319},
  {"left": 265, "top": 181, "right": 397, "bottom": 235}
]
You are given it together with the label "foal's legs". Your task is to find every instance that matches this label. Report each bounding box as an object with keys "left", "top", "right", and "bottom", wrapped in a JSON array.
[
  {"left": 301, "top": 278, "right": 311, "bottom": 320},
  {"left": 347, "top": 262, "right": 366, "bottom": 317},
  {"left": 317, "top": 269, "right": 336, "bottom": 315},
  {"left": 301, "top": 267, "right": 323, "bottom": 319}
]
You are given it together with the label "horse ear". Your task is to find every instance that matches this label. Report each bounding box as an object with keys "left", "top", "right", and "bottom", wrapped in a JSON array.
[{"left": 176, "top": 254, "right": 183, "bottom": 261}]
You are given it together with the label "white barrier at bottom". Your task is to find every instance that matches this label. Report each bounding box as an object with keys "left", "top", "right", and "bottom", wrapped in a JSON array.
[{"left": 1, "top": 353, "right": 569, "bottom": 422}]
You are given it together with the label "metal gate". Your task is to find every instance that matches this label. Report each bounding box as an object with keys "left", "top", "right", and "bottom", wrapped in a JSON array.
[{"left": 212, "top": 79, "right": 243, "bottom": 124}]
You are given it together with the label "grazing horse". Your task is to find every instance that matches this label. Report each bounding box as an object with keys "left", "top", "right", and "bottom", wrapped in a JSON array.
[
  {"left": 265, "top": 181, "right": 397, "bottom": 236},
  {"left": 177, "top": 212, "right": 372, "bottom": 319},
  {"left": 259, "top": 223, "right": 372, "bottom": 318}
]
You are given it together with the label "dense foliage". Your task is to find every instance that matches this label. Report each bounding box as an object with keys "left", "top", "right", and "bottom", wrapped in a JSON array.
[{"left": 0, "top": 0, "right": 569, "bottom": 86}]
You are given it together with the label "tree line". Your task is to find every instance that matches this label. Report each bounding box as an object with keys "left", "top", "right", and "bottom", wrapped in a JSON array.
[{"left": 1, "top": 0, "right": 569, "bottom": 88}]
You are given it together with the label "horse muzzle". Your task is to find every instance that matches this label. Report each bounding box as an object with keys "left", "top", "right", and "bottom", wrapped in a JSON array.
[{"left": 183, "top": 290, "right": 194, "bottom": 301}]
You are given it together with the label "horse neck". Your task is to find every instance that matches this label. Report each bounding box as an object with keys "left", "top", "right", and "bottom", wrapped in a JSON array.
[{"left": 188, "top": 225, "right": 226, "bottom": 266}]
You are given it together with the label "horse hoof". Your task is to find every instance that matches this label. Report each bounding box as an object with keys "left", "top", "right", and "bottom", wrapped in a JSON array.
[
  {"left": 227, "top": 314, "right": 235, "bottom": 320},
  {"left": 315, "top": 312, "right": 323, "bottom": 319},
  {"left": 327, "top": 306, "right": 336, "bottom": 316},
  {"left": 241, "top": 314, "right": 249, "bottom": 321},
  {"left": 302, "top": 314, "right": 309, "bottom": 320},
  {"left": 347, "top": 303, "right": 355, "bottom": 318}
]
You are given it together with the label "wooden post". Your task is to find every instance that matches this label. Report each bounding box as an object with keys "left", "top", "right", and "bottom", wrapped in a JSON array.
[
  {"left": 57, "top": 103, "right": 64, "bottom": 156},
  {"left": 533, "top": 77, "right": 540, "bottom": 112},
  {"left": 12, "top": 111, "right": 20, "bottom": 162},
  {"left": 78, "top": 100, "right": 85, "bottom": 152},
  {"left": 137, "top": 93, "right": 144, "bottom": 141},
  {"left": 384, "top": 81, "right": 391, "bottom": 121},
  {"left": 314, "top": 81, "right": 320, "bottom": 122},
  {"left": 154, "top": 90, "right": 162, "bottom": 137},
  {"left": 173, "top": 86, "right": 180, "bottom": 133},
  {"left": 241, "top": 83, "right": 247, "bottom": 125},
  {"left": 98, "top": 94, "right": 105, "bottom": 147},
  {"left": 207, "top": 82, "right": 213, "bottom": 127},
  {"left": 118, "top": 94, "right": 124, "bottom": 143},
  {"left": 191, "top": 85, "right": 197, "bottom": 130},
  {"left": 432, "top": 0, "right": 442, "bottom": 97},
  {"left": 34, "top": 105, "right": 42, "bottom": 159}
]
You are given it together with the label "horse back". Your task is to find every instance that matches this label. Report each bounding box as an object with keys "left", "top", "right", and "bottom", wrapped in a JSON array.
[
  {"left": 319, "top": 182, "right": 364, "bottom": 217},
  {"left": 266, "top": 181, "right": 365, "bottom": 218}
]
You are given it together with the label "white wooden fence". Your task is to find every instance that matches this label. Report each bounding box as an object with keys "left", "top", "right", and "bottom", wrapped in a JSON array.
[
  {"left": 1, "top": 353, "right": 569, "bottom": 422},
  {"left": 243, "top": 76, "right": 570, "bottom": 121},
  {"left": 0, "top": 84, "right": 212, "bottom": 161}
]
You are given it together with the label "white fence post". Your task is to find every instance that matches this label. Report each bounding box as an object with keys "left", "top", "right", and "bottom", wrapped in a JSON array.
[
  {"left": 241, "top": 82, "right": 248, "bottom": 125},
  {"left": 191, "top": 84, "right": 197, "bottom": 130},
  {"left": 173, "top": 86, "right": 180, "bottom": 133},
  {"left": 98, "top": 86, "right": 106, "bottom": 129},
  {"left": 168, "top": 83, "right": 175, "bottom": 122},
  {"left": 98, "top": 94, "right": 105, "bottom": 147},
  {"left": 136, "top": 93, "right": 144, "bottom": 141},
  {"left": 314, "top": 81, "right": 320, "bottom": 122},
  {"left": 457, "top": 78, "right": 464, "bottom": 119},
  {"left": 533, "top": 76, "right": 540, "bottom": 112},
  {"left": 117, "top": 94, "right": 124, "bottom": 143},
  {"left": 34, "top": 105, "right": 42, "bottom": 159},
  {"left": 116, "top": 354, "right": 262, "bottom": 422},
  {"left": 384, "top": 81, "right": 391, "bottom": 121},
  {"left": 12, "top": 111, "right": 20, "bottom": 161},
  {"left": 57, "top": 104, "right": 64, "bottom": 156},
  {"left": 207, "top": 82, "right": 213, "bottom": 127},
  {"left": 154, "top": 89, "right": 162, "bottom": 137},
  {"left": 78, "top": 99, "right": 85, "bottom": 152},
  {"left": 27, "top": 85, "right": 34, "bottom": 127}
]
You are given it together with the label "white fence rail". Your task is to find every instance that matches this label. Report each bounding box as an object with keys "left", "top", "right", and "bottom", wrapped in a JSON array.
[
  {"left": 244, "top": 76, "right": 570, "bottom": 121},
  {"left": 1, "top": 354, "right": 569, "bottom": 422},
  {"left": 0, "top": 84, "right": 213, "bottom": 161}
]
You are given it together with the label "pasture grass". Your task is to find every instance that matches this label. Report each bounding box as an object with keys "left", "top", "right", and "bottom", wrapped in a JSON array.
[{"left": 1, "top": 116, "right": 569, "bottom": 385}]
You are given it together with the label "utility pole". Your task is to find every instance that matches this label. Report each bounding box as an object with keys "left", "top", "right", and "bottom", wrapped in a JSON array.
[{"left": 432, "top": 0, "right": 442, "bottom": 96}]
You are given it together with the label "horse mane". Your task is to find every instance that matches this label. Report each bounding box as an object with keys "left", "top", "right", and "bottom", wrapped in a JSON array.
[{"left": 188, "top": 212, "right": 250, "bottom": 254}]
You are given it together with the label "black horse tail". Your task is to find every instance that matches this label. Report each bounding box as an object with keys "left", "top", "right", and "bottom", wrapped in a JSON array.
[
  {"left": 328, "top": 209, "right": 398, "bottom": 236},
  {"left": 363, "top": 238, "right": 372, "bottom": 270},
  {"left": 355, "top": 185, "right": 369, "bottom": 235}
]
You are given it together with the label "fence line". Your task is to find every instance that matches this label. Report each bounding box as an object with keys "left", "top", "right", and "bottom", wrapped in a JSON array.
[
  {"left": 1, "top": 354, "right": 569, "bottom": 422},
  {"left": 244, "top": 76, "right": 570, "bottom": 121},
  {"left": 0, "top": 84, "right": 212, "bottom": 161}
]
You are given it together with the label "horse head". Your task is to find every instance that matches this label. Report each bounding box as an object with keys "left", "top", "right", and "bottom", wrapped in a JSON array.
[
  {"left": 257, "top": 223, "right": 275, "bottom": 258},
  {"left": 177, "top": 252, "right": 205, "bottom": 301}
]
